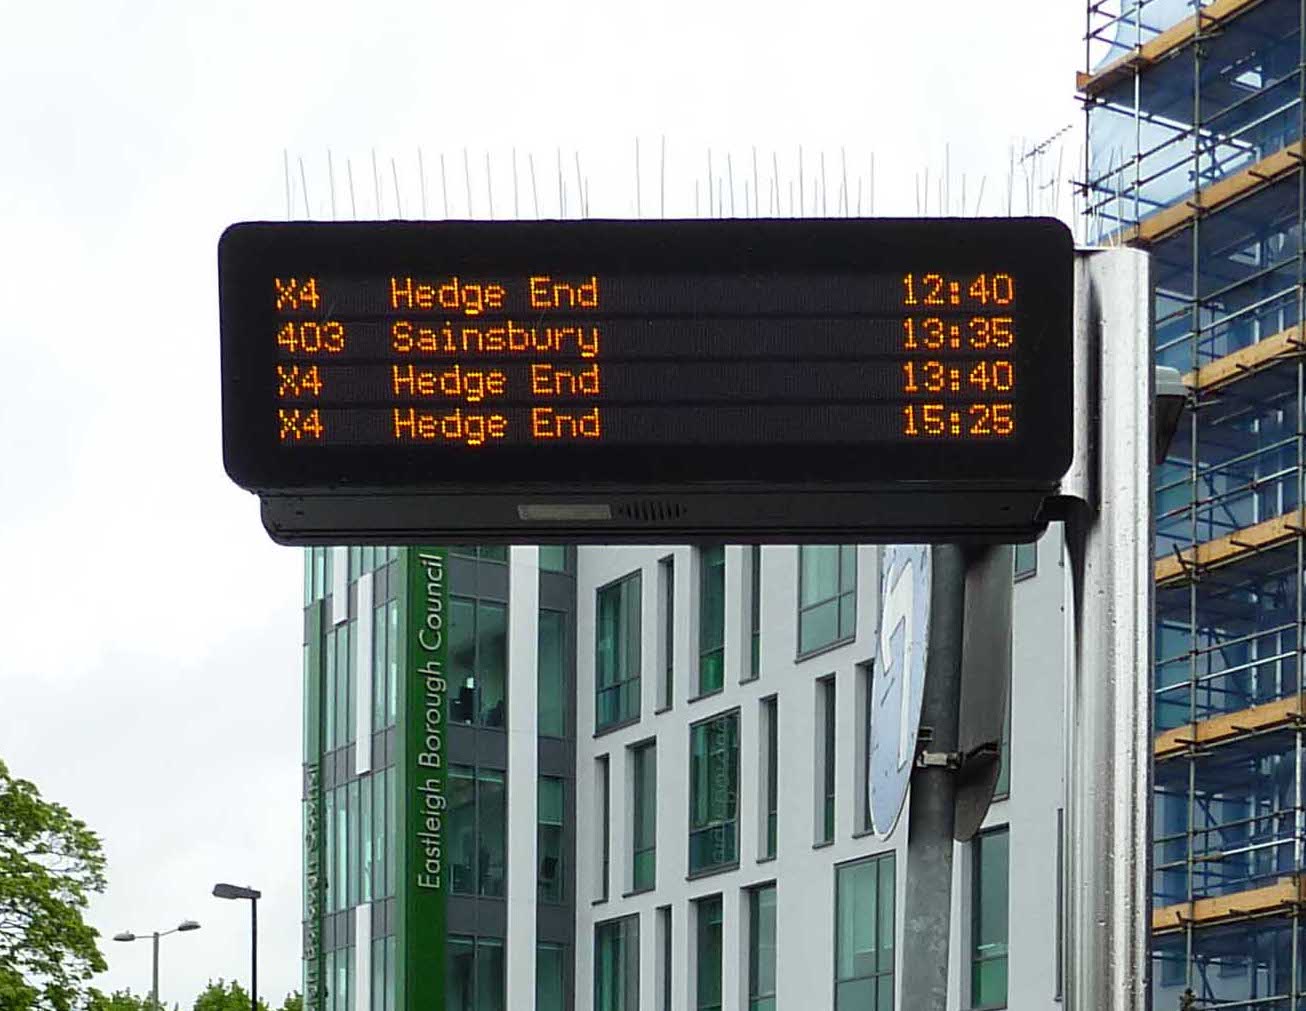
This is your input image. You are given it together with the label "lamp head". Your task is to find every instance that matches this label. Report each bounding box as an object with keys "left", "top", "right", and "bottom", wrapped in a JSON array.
[
  {"left": 212, "top": 882, "right": 262, "bottom": 901},
  {"left": 177, "top": 919, "right": 201, "bottom": 932},
  {"left": 112, "top": 931, "right": 136, "bottom": 942}
]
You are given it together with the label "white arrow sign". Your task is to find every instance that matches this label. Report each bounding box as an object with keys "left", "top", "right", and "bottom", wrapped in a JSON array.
[{"left": 868, "top": 544, "right": 931, "bottom": 838}]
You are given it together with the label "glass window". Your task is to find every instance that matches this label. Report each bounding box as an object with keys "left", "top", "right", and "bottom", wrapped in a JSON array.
[
  {"left": 360, "top": 773, "right": 370, "bottom": 909},
  {"left": 659, "top": 556, "right": 675, "bottom": 709},
  {"left": 347, "top": 778, "right": 360, "bottom": 907},
  {"left": 972, "top": 828, "right": 1010, "bottom": 1009},
  {"left": 538, "top": 609, "right": 567, "bottom": 737},
  {"left": 820, "top": 677, "right": 836, "bottom": 843},
  {"left": 539, "top": 545, "right": 569, "bottom": 572},
  {"left": 386, "top": 599, "right": 399, "bottom": 727},
  {"left": 311, "top": 546, "right": 326, "bottom": 603},
  {"left": 447, "top": 935, "right": 505, "bottom": 1011},
  {"left": 538, "top": 777, "right": 565, "bottom": 904},
  {"left": 749, "top": 546, "right": 762, "bottom": 679},
  {"left": 749, "top": 885, "right": 777, "bottom": 1011},
  {"left": 598, "top": 755, "right": 611, "bottom": 900},
  {"left": 386, "top": 766, "right": 396, "bottom": 897},
  {"left": 689, "top": 711, "right": 740, "bottom": 874},
  {"left": 798, "top": 546, "right": 857, "bottom": 655},
  {"left": 324, "top": 627, "right": 338, "bottom": 752},
  {"left": 335, "top": 785, "right": 347, "bottom": 914},
  {"left": 836, "top": 853, "right": 895, "bottom": 1011},
  {"left": 339, "top": 621, "right": 354, "bottom": 747},
  {"left": 452, "top": 545, "right": 509, "bottom": 562},
  {"left": 1013, "top": 541, "right": 1036, "bottom": 580},
  {"left": 698, "top": 546, "right": 725, "bottom": 695},
  {"left": 385, "top": 935, "right": 396, "bottom": 1011},
  {"left": 449, "top": 935, "right": 474, "bottom": 1007},
  {"left": 372, "top": 601, "right": 388, "bottom": 733},
  {"left": 594, "top": 915, "right": 639, "bottom": 1011},
  {"left": 994, "top": 699, "right": 1010, "bottom": 800},
  {"left": 372, "top": 767, "right": 387, "bottom": 900},
  {"left": 632, "top": 742, "right": 657, "bottom": 892},
  {"left": 658, "top": 906, "right": 673, "bottom": 1011},
  {"left": 450, "top": 598, "right": 508, "bottom": 730},
  {"left": 596, "top": 573, "right": 642, "bottom": 731},
  {"left": 371, "top": 934, "right": 385, "bottom": 1011},
  {"left": 537, "top": 943, "right": 567, "bottom": 1011},
  {"left": 448, "top": 765, "right": 507, "bottom": 898},
  {"left": 323, "top": 788, "right": 335, "bottom": 912},
  {"left": 696, "top": 895, "right": 723, "bottom": 1011},
  {"left": 763, "top": 697, "right": 778, "bottom": 859},
  {"left": 861, "top": 663, "right": 874, "bottom": 833}
]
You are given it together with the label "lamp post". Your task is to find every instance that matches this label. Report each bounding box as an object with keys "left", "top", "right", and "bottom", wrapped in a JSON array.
[
  {"left": 212, "top": 883, "right": 261, "bottom": 1011},
  {"left": 112, "top": 920, "right": 200, "bottom": 1010}
]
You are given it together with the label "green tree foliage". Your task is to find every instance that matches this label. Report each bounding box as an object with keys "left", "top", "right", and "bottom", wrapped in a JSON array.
[
  {"left": 87, "top": 989, "right": 153, "bottom": 1011},
  {"left": 0, "top": 757, "right": 107, "bottom": 1010},
  {"left": 192, "top": 979, "right": 269, "bottom": 1011},
  {"left": 278, "top": 993, "right": 302, "bottom": 1011}
]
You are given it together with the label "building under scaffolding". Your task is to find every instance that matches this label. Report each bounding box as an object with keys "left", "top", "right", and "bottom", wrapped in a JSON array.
[{"left": 1083, "top": 0, "right": 1306, "bottom": 1006}]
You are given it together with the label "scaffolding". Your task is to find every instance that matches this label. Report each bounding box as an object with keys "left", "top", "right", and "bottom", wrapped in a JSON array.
[{"left": 1083, "top": 0, "right": 1306, "bottom": 1007}]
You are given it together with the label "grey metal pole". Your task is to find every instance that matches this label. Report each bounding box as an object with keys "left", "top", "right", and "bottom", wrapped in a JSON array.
[
  {"left": 1062, "top": 247, "right": 1154, "bottom": 1011},
  {"left": 251, "top": 897, "right": 258, "bottom": 1011},
  {"left": 899, "top": 544, "right": 967, "bottom": 1010},
  {"left": 151, "top": 931, "right": 160, "bottom": 1011}
]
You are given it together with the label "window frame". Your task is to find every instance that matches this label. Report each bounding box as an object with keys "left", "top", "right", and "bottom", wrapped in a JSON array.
[
  {"left": 594, "top": 914, "right": 640, "bottom": 1011},
  {"left": 446, "top": 934, "right": 506, "bottom": 1011},
  {"left": 761, "top": 695, "right": 779, "bottom": 860},
  {"left": 630, "top": 740, "right": 657, "bottom": 894},
  {"left": 537, "top": 776, "right": 566, "bottom": 904},
  {"left": 1013, "top": 540, "right": 1037, "bottom": 581},
  {"left": 834, "top": 852, "right": 895, "bottom": 1011},
  {"left": 688, "top": 709, "right": 741, "bottom": 876},
  {"left": 537, "top": 607, "right": 569, "bottom": 739},
  {"left": 536, "top": 941, "right": 569, "bottom": 1011},
  {"left": 449, "top": 595, "right": 509, "bottom": 731},
  {"left": 696, "top": 894, "right": 725, "bottom": 1011},
  {"left": 797, "top": 545, "right": 858, "bottom": 658},
  {"left": 697, "top": 546, "right": 726, "bottom": 697},
  {"left": 447, "top": 764, "right": 508, "bottom": 899},
  {"left": 748, "top": 883, "right": 778, "bottom": 1011},
  {"left": 747, "top": 545, "right": 762, "bottom": 681},
  {"left": 595, "top": 571, "right": 643, "bottom": 733},
  {"left": 818, "top": 675, "right": 837, "bottom": 845},
  {"left": 970, "top": 827, "right": 1010, "bottom": 1010},
  {"left": 657, "top": 555, "right": 675, "bottom": 711}
]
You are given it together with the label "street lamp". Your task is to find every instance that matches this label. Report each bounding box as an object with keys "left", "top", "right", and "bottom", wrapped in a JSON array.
[
  {"left": 112, "top": 919, "right": 200, "bottom": 1010},
  {"left": 212, "top": 883, "right": 261, "bottom": 1011}
]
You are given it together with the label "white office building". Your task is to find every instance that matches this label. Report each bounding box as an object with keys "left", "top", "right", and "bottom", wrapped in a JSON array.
[{"left": 301, "top": 537, "right": 1068, "bottom": 1011}]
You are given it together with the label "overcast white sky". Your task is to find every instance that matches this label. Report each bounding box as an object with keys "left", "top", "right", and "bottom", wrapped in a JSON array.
[{"left": 0, "top": 1, "right": 1080, "bottom": 1004}]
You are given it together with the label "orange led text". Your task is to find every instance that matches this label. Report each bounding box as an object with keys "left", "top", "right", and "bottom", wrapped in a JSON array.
[
  {"left": 392, "top": 408, "right": 508, "bottom": 447},
  {"left": 530, "top": 363, "right": 601, "bottom": 396},
  {"left": 529, "top": 275, "right": 600, "bottom": 310},
  {"left": 389, "top": 276, "right": 506, "bottom": 316},
  {"left": 391, "top": 364, "right": 507, "bottom": 403},
  {"left": 531, "top": 407, "right": 602, "bottom": 440},
  {"left": 391, "top": 320, "right": 600, "bottom": 358}
]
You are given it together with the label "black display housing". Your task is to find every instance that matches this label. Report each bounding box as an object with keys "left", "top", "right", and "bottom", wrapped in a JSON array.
[{"left": 219, "top": 217, "right": 1074, "bottom": 543}]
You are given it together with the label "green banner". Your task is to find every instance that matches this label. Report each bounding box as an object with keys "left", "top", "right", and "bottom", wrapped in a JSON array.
[
  {"left": 401, "top": 548, "right": 448, "bottom": 1011},
  {"left": 303, "top": 600, "right": 325, "bottom": 1011}
]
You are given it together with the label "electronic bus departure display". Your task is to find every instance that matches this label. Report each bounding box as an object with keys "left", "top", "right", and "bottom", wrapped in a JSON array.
[
  {"left": 220, "top": 218, "right": 1071, "bottom": 485},
  {"left": 219, "top": 218, "right": 1073, "bottom": 542}
]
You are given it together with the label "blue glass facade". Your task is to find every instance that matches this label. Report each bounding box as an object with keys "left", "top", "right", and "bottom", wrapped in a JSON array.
[{"left": 1084, "top": 1, "right": 1306, "bottom": 1006}]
